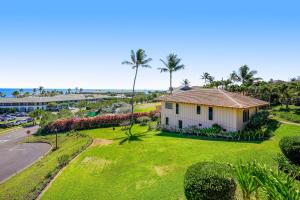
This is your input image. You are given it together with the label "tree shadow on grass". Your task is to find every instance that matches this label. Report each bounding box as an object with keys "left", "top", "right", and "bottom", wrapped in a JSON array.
[{"left": 114, "top": 130, "right": 151, "bottom": 145}]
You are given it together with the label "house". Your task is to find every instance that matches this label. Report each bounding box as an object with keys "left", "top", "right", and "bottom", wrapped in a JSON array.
[{"left": 158, "top": 87, "right": 269, "bottom": 132}]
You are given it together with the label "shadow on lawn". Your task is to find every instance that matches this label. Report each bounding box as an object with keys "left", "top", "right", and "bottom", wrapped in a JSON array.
[{"left": 114, "top": 130, "right": 151, "bottom": 145}]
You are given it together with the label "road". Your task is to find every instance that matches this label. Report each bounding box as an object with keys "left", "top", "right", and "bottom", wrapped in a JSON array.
[{"left": 0, "top": 126, "right": 51, "bottom": 183}]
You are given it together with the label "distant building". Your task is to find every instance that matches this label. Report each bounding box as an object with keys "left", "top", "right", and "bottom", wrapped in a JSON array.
[
  {"left": 0, "top": 94, "right": 104, "bottom": 112},
  {"left": 158, "top": 87, "right": 268, "bottom": 132}
]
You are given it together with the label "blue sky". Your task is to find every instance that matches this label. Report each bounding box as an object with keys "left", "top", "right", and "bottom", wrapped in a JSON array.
[{"left": 0, "top": 0, "right": 299, "bottom": 89}]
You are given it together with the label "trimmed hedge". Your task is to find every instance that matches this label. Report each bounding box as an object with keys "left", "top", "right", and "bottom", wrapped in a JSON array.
[
  {"left": 279, "top": 136, "right": 300, "bottom": 165},
  {"left": 184, "top": 162, "right": 236, "bottom": 200},
  {"left": 41, "top": 111, "right": 159, "bottom": 133}
]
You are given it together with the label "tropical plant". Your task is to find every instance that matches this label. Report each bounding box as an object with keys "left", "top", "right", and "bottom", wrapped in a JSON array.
[
  {"left": 201, "top": 72, "right": 211, "bottom": 85},
  {"left": 279, "top": 136, "right": 300, "bottom": 165},
  {"left": 0, "top": 92, "right": 6, "bottom": 97},
  {"left": 158, "top": 53, "right": 185, "bottom": 94},
  {"left": 235, "top": 161, "right": 261, "bottom": 200},
  {"left": 12, "top": 90, "right": 20, "bottom": 98},
  {"left": 278, "top": 83, "right": 291, "bottom": 109},
  {"left": 230, "top": 65, "right": 259, "bottom": 86},
  {"left": 122, "top": 49, "right": 152, "bottom": 136},
  {"left": 38, "top": 86, "right": 44, "bottom": 95},
  {"left": 181, "top": 79, "right": 190, "bottom": 87}
]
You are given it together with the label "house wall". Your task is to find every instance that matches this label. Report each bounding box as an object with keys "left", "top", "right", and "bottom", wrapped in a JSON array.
[
  {"left": 161, "top": 102, "right": 239, "bottom": 132},
  {"left": 161, "top": 101, "right": 259, "bottom": 132}
]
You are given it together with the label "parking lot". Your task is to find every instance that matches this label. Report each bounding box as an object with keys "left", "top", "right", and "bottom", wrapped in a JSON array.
[{"left": 0, "top": 113, "right": 34, "bottom": 128}]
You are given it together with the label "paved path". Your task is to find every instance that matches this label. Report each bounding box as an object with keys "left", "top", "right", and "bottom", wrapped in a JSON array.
[{"left": 0, "top": 126, "right": 51, "bottom": 183}]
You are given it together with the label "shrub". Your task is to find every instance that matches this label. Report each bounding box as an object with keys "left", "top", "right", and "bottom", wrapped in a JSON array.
[
  {"left": 41, "top": 111, "right": 160, "bottom": 133},
  {"left": 276, "top": 154, "right": 300, "bottom": 180},
  {"left": 184, "top": 162, "right": 236, "bottom": 200},
  {"left": 136, "top": 116, "right": 151, "bottom": 126},
  {"left": 244, "top": 110, "right": 269, "bottom": 131},
  {"left": 279, "top": 136, "right": 300, "bottom": 165},
  {"left": 58, "top": 154, "right": 70, "bottom": 167}
]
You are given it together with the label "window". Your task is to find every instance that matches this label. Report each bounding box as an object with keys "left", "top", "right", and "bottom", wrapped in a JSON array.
[
  {"left": 165, "top": 102, "right": 173, "bottom": 109},
  {"left": 208, "top": 107, "right": 213, "bottom": 120},
  {"left": 176, "top": 103, "right": 179, "bottom": 114},
  {"left": 165, "top": 117, "right": 169, "bottom": 125},
  {"left": 243, "top": 110, "right": 250, "bottom": 122},
  {"left": 197, "top": 105, "right": 201, "bottom": 114},
  {"left": 178, "top": 120, "right": 183, "bottom": 129}
]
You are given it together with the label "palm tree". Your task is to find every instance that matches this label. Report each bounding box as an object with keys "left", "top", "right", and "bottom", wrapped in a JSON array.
[
  {"left": 38, "top": 86, "right": 44, "bottom": 95},
  {"left": 201, "top": 72, "right": 211, "bottom": 85},
  {"left": 75, "top": 87, "right": 79, "bottom": 94},
  {"left": 12, "top": 91, "right": 20, "bottom": 98},
  {"left": 122, "top": 49, "right": 152, "bottom": 136},
  {"left": 181, "top": 79, "right": 190, "bottom": 87},
  {"left": 32, "top": 88, "right": 37, "bottom": 95},
  {"left": 79, "top": 88, "right": 83, "bottom": 93},
  {"left": 19, "top": 88, "right": 24, "bottom": 96},
  {"left": 0, "top": 92, "right": 5, "bottom": 98},
  {"left": 158, "top": 54, "right": 185, "bottom": 94},
  {"left": 279, "top": 84, "right": 291, "bottom": 109},
  {"left": 230, "top": 65, "right": 259, "bottom": 86},
  {"left": 67, "top": 88, "right": 72, "bottom": 94}
]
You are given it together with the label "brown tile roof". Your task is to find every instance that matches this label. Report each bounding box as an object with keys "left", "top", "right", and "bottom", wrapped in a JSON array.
[{"left": 158, "top": 87, "right": 269, "bottom": 109}]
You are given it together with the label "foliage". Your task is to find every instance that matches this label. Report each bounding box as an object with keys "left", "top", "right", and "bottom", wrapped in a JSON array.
[
  {"left": 276, "top": 153, "right": 300, "bottom": 180},
  {"left": 272, "top": 105, "right": 300, "bottom": 123},
  {"left": 279, "top": 136, "right": 300, "bottom": 165},
  {"left": 158, "top": 53, "right": 185, "bottom": 93},
  {"left": 244, "top": 110, "right": 270, "bottom": 131},
  {"left": 58, "top": 154, "right": 70, "bottom": 167},
  {"left": 136, "top": 116, "right": 151, "bottom": 126},
  {"left": 235, "top": 161, "right": 300, "bottom": 200},
  {"left": 0, "top": 107, "right": 17, "bottom": 114},
  {"left": 235, "top": 161, "right": 261, "bottom": 200},
  {"left": 41, "top": 111, "right": 159, "bottom": 133},
  {"left": 184, "top": 162, "right": 236, "bottom": 200}
]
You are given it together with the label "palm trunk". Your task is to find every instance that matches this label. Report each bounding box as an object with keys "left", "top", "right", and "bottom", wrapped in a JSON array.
[
  {"left": 128, "top": 66, "right": 139, "bottom": 136},
  {"left": 169, "top": 72, "right": 173, "bottom": 94}
]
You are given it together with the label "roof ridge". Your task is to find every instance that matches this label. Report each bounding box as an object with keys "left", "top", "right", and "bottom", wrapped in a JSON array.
[{"left": 217, "top": 89, "right": 243, "bottom": 108}]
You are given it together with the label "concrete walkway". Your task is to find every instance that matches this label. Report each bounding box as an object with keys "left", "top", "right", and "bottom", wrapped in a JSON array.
[{"left": 0, "top": 126, "right": 51, "bottom": 183}]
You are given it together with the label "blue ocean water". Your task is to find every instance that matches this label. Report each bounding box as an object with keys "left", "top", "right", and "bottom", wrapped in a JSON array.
[{"left": 0, "top": 88, "right": 152, "bottom": 98}]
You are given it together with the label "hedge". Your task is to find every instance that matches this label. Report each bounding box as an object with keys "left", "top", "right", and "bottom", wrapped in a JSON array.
[
  {"left": 279, "top": 136, "right": 300, "bottom": 165},
  {"left": 184, "top": 162, "right": 236, "bottom": 200},
  {"left": 41, "top": 111, "right": 159, "bottom": 133}
]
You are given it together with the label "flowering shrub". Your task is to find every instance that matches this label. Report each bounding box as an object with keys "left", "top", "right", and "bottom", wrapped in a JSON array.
[{"left": 41, "top": 110, "right": 159, "bottom": 133}]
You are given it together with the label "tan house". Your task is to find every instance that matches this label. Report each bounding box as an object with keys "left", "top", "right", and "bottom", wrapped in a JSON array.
[{"left": 158, "top": 87, "right": 268, "bottom": 132}]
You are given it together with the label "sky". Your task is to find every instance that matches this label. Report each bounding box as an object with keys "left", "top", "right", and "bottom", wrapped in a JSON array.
[{"left": 0, "top": 0, "right": 299, "bottom": 90}]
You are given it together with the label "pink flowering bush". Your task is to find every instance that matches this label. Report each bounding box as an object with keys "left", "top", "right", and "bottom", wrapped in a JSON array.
[{"left": 41, "top": 111, "right": 159, "bottom": 133}]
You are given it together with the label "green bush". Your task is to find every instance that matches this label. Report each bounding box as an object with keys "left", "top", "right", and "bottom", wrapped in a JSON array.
[
  {"left": 184, "top": 162, "right": 236, "bottom": 200},
  {"left": 244, "top": 110, "right": 269, "bottom": 130},
  {"left": 276, "top": 154, "right": 300, "bottom": 180},
  {"left": 279, "top": 136, "right": 300, "bottom": 165}
]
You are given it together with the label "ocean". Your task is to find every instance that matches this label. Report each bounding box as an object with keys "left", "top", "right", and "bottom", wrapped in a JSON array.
[{"left": 0, "top": 88, "right": 153, "bottom": 98}]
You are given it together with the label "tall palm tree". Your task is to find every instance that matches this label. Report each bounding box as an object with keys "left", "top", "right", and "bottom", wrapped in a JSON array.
[
  {"left": 32, "top": 88, "right": 37, "bottom": 96},
  {"left": 38, "top": 86, "right": 44, "bottom": 95},
  {"left": 201, "top": 72, "right": 211, "bottom": 85},
  {"left": 158, "top": 54, "right": 185, "bottom": 94},
  {"left": 122, "top": 49, "right": 152, "bottom": 136},
  {"left": 230, "top": 65, "right": 259, "bottom": 86},
  {"left": 181, "top": 79, "right": 190, "bottom": 87}
]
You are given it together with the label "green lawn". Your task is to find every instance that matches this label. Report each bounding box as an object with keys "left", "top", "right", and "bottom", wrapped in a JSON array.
[
  {"left": 41, "top": 123, "right": 300, "bottom": 200},
  {"left": 0, "top": 132, "right": 92, "bottom": 200},
  {"left": 272, "top": 105, "right": 300, "bottom": 123},
  {"left": 134, "top": 102, "right": 160, "bottom": 113}
]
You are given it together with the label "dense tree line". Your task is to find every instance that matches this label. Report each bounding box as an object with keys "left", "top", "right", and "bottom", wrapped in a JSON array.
[{"left": 202, "top": 65, "right": 300, "bottom": 108}]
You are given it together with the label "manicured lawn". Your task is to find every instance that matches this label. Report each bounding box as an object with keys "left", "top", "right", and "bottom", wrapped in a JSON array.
[
  {"left": 41, "top": 124, "right": 300, "bottom": 200},
  {"left": 134, "top": 102, "right": 160, "bottom": 113},
  {"left": 272, "top": 105, "right": 300, "bottom": 123},
  {"left": 0, "top": 132, "right": 92, "bottom": 200}
]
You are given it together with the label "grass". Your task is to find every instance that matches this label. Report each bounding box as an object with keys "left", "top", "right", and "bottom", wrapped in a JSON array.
[
  {"left": 40, "top": 123, "right": 300, "bottom": 200},
  {"left": 0, "top": 132, "right": 92, "bottom": 200},
  {"left": 271, "top": 105, "right": 300, "bottom": 123},
  {"left": 134, "top": 102, "right": 160, "bottom": 113}
]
